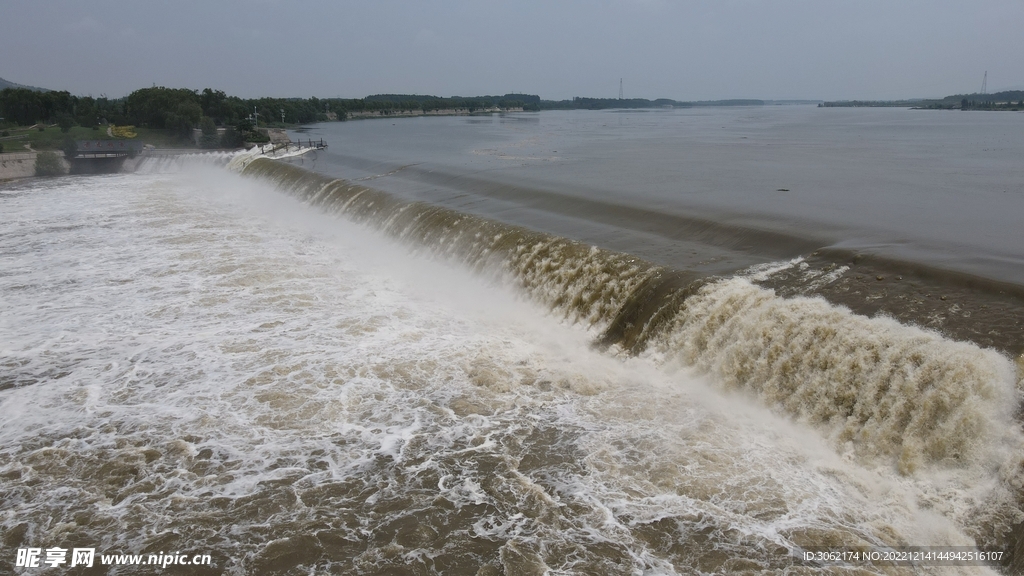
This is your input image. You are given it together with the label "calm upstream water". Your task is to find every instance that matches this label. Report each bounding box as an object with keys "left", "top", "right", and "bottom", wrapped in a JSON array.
[
  {"left": 293, "top": 107, "right": 1024, "bottom": 282},
  {"left": 291, "top": 107, "right": 1024, "bottom": 355},
  {"left": 1, "top": 107, "right": 1023, "bottom": 575}
]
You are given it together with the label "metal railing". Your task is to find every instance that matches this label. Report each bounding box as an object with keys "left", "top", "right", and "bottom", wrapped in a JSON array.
[{"left": 295, "top": 138, "right": 327, "bottom": 149}]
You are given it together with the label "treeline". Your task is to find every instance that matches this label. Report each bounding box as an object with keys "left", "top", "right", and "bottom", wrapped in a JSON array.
[
  {"left": 540, "top": 97, "right": 683, "bottom": 110},
  {"left": 959, "top": 98, "right": 1024, "bottom": 110},
  {"left": 359, "top": 93, "right": 540, "bottom": 112},
  {"left": 950, "top": 90, "right": 1024, "bottom": 110},
  {"left": 538, "top": 97, "right": 765, "bottom": 110},
  {"left": 125, "top": 87, "right": 339, "bottom": 144},
  {"left": 0, "top": 86, "right": 339, "bottom": 145},
  {"left": 0, "top": 87, "right": 543, "bottom": 145},
  {"left": 821, "top": 90, "right": 1024, "bottom": 110},
  {"left": 0, "top": 89, "right": 121, "bottom": 128},
  {"left": 0, "top": 84, "right": 778, "bottom": 149},
  {"left": 0, "top": 86, "right": 340, "bottom": 128},
  {"left": 820, "top": 100, "right": 922, "bottom": 108}
]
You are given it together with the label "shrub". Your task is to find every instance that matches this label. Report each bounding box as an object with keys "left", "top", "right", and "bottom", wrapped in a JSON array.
[
  {"left": 58, "top": 114, "right": 75, "bottom": 133},
  {"left": 245, "top": 129, "right": 270, "bottom": 143},
  {"left": 111, "top": 125, "right": 137, "bottom": 138},
  {"left": 200, "top": 117, "right": 219, "bottom": 148},
  {"left": 1, "top": 130, "right": 8, "bottom": 137},
  {"left": 200, "top": 116, "right": 217, "bottom": 136},
  {"left": 35, "top": 151, "right": 64, "bottom": 177},
  {"left": 61, "top": 137, "right": 78, "bottom": 159},
  {"left": 220, "top": 126, "right": 243, "bottom": 149},
  {"left": 0, "top": 143, "right": 4, "bottom": 153}
]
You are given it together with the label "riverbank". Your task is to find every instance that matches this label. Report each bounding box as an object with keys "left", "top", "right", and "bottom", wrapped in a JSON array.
[
  {"left": 0, "top": 149, "right": 187, "bottom": 182},
  {"left": 821, "top": 89, "right": 1024, "bottom": 111},
  {"left": 0, "top": 151, "right": 72, "bottom": 182},
  {"left": 344, "top": 106, "right": 525, "bottom": 120},
  {"left": 0, "top": 152, "right": 38, "bottom": 181}
]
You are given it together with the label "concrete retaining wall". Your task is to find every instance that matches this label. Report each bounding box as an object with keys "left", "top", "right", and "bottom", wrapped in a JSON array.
[
  {"left": 0, "top": 152, "right": 39, "bottom": 181},
  {"left": 0, "top": 152, "right": 71, "bottom": 181}
]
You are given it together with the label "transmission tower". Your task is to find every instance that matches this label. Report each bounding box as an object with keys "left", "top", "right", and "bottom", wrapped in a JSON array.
[
  {"left": 981, "top": 71, "right": 988, "bottom": 94},
  {"left": 619, "top": 78, "right": 623, "bottom": 100}
]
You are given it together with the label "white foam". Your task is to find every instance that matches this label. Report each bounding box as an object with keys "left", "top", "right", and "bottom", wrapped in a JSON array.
[{"left": 0, "top": 166, "right": 1009, "bottom": 573}]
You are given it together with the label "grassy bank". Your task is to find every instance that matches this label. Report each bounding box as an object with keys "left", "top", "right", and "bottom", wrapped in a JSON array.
[{"left": 0, "top": 125, "right": 197, "bottom": 150}]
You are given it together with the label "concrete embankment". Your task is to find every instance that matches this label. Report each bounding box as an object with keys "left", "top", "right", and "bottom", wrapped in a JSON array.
[
  {"left": 0, "top": 152, "right": 71, "bottom": 182},
  {"left": 0, "top": 152, "right": 37, "bottom": 181}
]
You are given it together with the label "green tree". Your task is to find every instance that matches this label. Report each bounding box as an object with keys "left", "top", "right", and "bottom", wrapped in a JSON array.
[
  {"left": 220, "top": 126, "right": 243, "bottom": 148},
  {"left": 0, "top": 88, "right": 44, "bottom": 125},
  {"left": 125, "top": 87, "right": 201, "bottom": 130},
  {"left": 0, "top": 88, "right": 75, "bottom": 126},
  {"left": 161, "top": 100, "right": 203, "bottom": 143},
  {"left": 57, "top": 113, "right": 75, "bottom": 133},
  {"left": 199, "top": 88, "right": 230, "bottom": 122},
  {"left": 199, "top": 116, "right": 219, "bottom": 148},
  {"left": 35, "top": 151, "right": 64, "bottom": 176},
  {"left": 200, "top": 116, "right": 216, "bottom": 134},
  {"left": 61, "top": 137, "right": 78, "bottom": 159}
]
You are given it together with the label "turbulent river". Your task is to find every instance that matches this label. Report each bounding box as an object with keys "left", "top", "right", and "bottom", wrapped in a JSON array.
[{"left": 2, "top": 107, "right": 1024, "bottom": 575}]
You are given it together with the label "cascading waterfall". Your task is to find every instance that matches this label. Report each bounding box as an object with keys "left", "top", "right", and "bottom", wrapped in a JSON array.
[
  {"left": 241, "top": 156, "right": 1024, "bottom": 558},
  {"left": 134, "top": 151, "right": 238, "bottom": 174}
]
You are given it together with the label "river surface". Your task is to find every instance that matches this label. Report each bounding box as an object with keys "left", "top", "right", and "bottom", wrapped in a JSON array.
[
  {"left": 1, "top": 106, "right": 1023, "bottom": 575},
  {"left": 292, "top": 107, "right": 1024, "bottom": 286}
]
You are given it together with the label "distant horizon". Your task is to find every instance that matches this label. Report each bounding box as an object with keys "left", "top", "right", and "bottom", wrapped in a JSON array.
[{"left": 4, "top": 75, "right": 1022, "bottom": 104}]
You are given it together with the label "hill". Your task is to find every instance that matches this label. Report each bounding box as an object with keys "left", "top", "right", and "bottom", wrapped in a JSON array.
[{"left": 0, "top": 76, "right": 49, "bottom": 92}]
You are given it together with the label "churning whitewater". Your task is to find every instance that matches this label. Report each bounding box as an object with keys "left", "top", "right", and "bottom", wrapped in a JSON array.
[{"left": 0, "top": 154, "right": 1021, "bottom": 574}]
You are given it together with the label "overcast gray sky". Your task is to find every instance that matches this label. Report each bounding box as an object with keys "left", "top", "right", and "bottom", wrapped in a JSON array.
[{"left": 1, "top": 0, "right": 1021, "bottom": 101}]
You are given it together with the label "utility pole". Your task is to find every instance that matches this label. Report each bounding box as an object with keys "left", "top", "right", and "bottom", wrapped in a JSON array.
[
  {"left": 281, "top": 108, "right": 285, "bottom": 124},
  {"left": 253, "top": 106, "right": 259, "bottom": 128},
  {"left": 619, "top": 78, "right": 623, "bottom": 100},
  {"left": 981, "top": 71, "right": 988, "bottom": 94}
]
